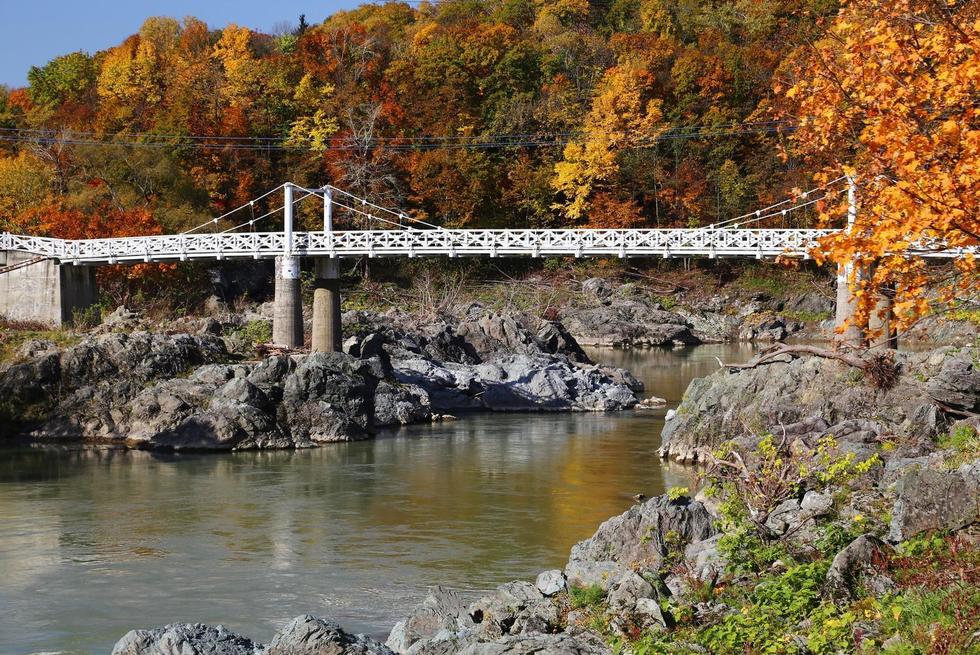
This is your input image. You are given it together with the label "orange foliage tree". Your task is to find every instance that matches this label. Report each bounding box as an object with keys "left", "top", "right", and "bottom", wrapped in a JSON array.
[{"left": 781, "top": 0, "right": 979, "bottom": 330}]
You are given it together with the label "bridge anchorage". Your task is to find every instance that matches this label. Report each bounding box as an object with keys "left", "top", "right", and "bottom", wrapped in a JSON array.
[{"left": 0, "top": 179, "right": 972, "bottom": 350}]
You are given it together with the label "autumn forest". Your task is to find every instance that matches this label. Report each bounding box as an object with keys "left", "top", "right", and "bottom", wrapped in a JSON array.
[{"left": 0, "top": 0, "right": 976, "bottom": 320}]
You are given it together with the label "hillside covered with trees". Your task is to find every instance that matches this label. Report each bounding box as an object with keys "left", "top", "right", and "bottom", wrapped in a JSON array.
[{"left": 0, "top": 0, "right": 976, "bottom": 323}]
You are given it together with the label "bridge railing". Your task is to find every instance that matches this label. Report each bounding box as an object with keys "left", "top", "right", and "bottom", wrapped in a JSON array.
[{"left": 0, "top": 228, "right": 971, "bottom": 264}]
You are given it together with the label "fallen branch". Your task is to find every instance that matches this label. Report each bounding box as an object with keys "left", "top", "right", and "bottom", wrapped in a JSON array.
[{"left": 725, "top": 343, "right": 868, "bottom": 372}]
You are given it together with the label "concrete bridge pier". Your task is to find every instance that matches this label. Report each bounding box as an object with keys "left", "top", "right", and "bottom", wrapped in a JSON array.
[
  {"left": 272, "top": 255, "right": 303, "bottom": 348},
  {"left": 834, "top": 262, "right": 864, "bottom": 348},
  {"left": 312, "top": 258, "right": 342, "bottom": 352},
  {"left": 0, "top": 251, "right": 98, "bottom": 326},
  {"left": 868, "top": 285, "right": 898, "bottom": 350}
]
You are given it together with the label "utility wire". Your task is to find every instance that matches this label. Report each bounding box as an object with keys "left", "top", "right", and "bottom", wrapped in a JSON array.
[{"left": 0, "top": 122, "right": 797, "bottom": 152}]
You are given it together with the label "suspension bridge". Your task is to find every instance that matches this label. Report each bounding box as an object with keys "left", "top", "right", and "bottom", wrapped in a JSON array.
[{"left": 0, "top": 179, "right": 971, "bottom": 350}]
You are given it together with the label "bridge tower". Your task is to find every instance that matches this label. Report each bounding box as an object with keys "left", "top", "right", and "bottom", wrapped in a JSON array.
[
  {"left": 312, "top": 188, "right": 342, "bottom": 352},
  {"left": 833, "top": 176, "right": 897, "bottom": 350},
  {"left": 272, "top": 184, "right": 304, "bottom": 348},
  {"left": 834, "top": 176, "right": 864, "bottom": 348}
]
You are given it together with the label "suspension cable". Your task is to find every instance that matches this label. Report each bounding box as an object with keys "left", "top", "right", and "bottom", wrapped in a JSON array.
[
  {"left": 180, "top": 183, "right": 286, "bottom": 235},
  {"left": 708, "top": 175, "right": 849, "bottom": 230}
]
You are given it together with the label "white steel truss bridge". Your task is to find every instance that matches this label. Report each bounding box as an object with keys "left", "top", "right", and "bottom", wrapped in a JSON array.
[{"left": 0, "top": 181, "right": 971, "bottom": 265}]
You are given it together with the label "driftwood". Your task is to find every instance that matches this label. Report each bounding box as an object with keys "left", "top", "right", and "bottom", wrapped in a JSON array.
[
  {"left": 718, "top": 342, "right": 901, "bottom": 390},
  {"left": 723, "top": 343, "right": 869, "bottom": 372}
]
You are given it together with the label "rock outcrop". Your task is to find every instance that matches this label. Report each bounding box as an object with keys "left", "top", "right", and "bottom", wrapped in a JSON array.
[
  {"left": 659, "top": 347, "right": 980, "bottom": 463},
  {"left": 111, "top": 623, "right": 260, "bottom": 655},
  {"left": 111, "top": 615, "right": 393, "bottom": 655},
  {"left": 562, "top": 302, "right": 699, "bottom": 348},
  {"left": 565, "top": 495, "right": 717, "bottom": 589},
  {"left": 1, "top": 308, "right": 640, "bottom": 449},
  {"left": 266, "top": 615, "right": 394, "bottom": 655}
]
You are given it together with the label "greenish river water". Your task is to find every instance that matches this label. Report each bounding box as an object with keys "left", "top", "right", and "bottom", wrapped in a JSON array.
[{"left": 0, "top": 344, "right": 758, "bottom": 655}]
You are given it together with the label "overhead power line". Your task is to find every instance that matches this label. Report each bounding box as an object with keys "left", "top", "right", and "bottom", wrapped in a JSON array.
[{"left": 0, "top": 121, "right": 797, "bottom": 152}]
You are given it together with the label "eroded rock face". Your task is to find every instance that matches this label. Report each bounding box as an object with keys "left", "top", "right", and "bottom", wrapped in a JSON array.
[
  {"left": 562, "top": 302, "right": 699, "bottom": 348},
  {"left": 565, "top": 496, "right": 717, "bottom": 590},
  {"left": 2, "top": 309, "right": 640, "bottom": 448},
  {"left": 888, "top": 460, "right": 980, "bottom": 543},
  {"left": 824, "top": 535, "right": 895, "bottom": 602},
  {"left": 659, "top": 348, "right": 980, "bottom": 463},
  {"left": 266, "top": 615, "right": 394, "bottom": 655},
  {"left": 386, "top": 586, "right": 473, "bottom": 654},
  {"left": 111, "top": 623, "right": 259, "bottom": 655},
  {"left": 406, "top": 631, "right": 611, "bottom": 655}
]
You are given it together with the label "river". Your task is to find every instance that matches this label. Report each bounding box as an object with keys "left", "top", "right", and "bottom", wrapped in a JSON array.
[{"left": 0, "top": 343, "right": 758, "bottom": 655}]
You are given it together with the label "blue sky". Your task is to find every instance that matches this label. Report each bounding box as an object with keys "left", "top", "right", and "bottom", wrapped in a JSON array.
[{"left": 0, "top": 1, "right": 363, "bottom": 88}]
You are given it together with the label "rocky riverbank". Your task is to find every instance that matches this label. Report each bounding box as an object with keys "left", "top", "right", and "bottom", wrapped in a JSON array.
[
  {"left": 658, "top": 346, "right": 980, "bottom": 464},
  {"left": 104, "top": 340, "right": 979, "bottom": 654},
  {"left": 0, "top": 307, "right": 641, "bottom": 450}
]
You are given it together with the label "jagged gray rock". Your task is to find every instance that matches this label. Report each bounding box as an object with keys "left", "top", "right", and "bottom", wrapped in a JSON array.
[
  {"left": 888, "top": 459, "right": 980, "bottom": 543},
  {"left": 266, "top": 615, "right": 394, "bottom": 655},
  {"left": 386, "top": 586, "right": 473, "bottom": 654},
  {"left": 534, "top": 570, "right": 566, "bottom": 596},
  {"left": 405, "top": 631, "right": 611, "bottom": 655},
  {"left": 659, "top": 347, "right": 980, "bottom": 463},
  {"left": 2, "top": 310, "right": 639, "bottom": 448},
  {"left": 824, "top": 535, "right": 895, "bottom": 601},
  {"left": 562, "top": 301, "right": 699, "bottom": 348},
  {"left": 565, "top": 495, "right": 716, "bottom": 590},
  {"left": 467, "top": 581, "right": 551, "bottom": 639},
  {"left": 111, "top": 623, "right": 259, "bottom": 655}
]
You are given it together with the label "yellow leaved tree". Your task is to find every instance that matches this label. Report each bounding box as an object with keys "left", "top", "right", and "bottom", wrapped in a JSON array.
[
  {"left": 781, "top": 0, "right": 979, "bottom": 334},
  {"left": 553, "top": 61, "right": 664, "bottom": 222}
]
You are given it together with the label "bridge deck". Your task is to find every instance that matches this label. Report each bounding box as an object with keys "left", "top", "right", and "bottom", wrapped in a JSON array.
[{"left": 0, "top": 228, "right": 967, "bottom": 265}]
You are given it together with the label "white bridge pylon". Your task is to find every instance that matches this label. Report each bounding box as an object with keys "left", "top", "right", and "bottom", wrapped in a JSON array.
[{"left": 0, "top": 181, "right": 971, "bottom": 265}]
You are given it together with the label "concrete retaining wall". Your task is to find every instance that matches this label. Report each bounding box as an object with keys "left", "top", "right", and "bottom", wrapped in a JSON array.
[{"left": 0, "top": 252, "right": 98, "bottom": 326}]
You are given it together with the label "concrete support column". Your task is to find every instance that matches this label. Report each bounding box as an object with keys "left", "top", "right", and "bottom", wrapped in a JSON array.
[
  {"left": 0, "top": 252, "right": 97, "bottom": 326},
  {"left": 869, "top": 285, "right": 898, "bottom": 350},
  {"left": 834, "top": 262, "right": 864, "bottom": 348},
  {"left": 273, "top": 255, "right": 303, "bottom": 348},
  {"left": 312, "top": 258, "right": 342, "bottom": 352},
  {"left": 834, "top": 174, "right": 864, "bottom": 348}
]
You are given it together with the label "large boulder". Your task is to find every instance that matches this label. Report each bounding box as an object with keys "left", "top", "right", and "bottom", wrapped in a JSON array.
[
  {"left": 467, "top": 581, "right": 557, "bottom": 639},
  {"left": 565, "top": 495, "right": 717, "bottom": 590},
  {"left": 386, "top": 586, "right": 474, "bottom": 654},
  {"left": 824, "top": 535, "right": 895, "bottom": 601},
  {"left": 562, "top": 302, "right": 698, "bottom": 348},
  {"left": 111, "top": 623, "right": 259, "bottom": 655},
  {"left": 405, "top": 631, "right": 611, "bottom": 655},
  {"left": 266, "top": 615, "right": 394, "bottom": 655},
  {"left": 393, "top": 355, "right": 638, "bottom": 413},
  {"left": 659, "top": 348, "right": 980, "bottom": 463},
  {"left": 887, "top": 459, "right": 980, "bottom": 543}
]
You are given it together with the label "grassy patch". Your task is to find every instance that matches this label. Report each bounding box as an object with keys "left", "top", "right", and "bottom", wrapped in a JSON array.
[
  {"left": 0, "top": 321, "right": 81, "bottom": 364},
  {"left": 936, "top": 424, "right": 980, "bottom": 468},
  {"left": 783, "top": 309, "right": 833, "bottom": 324},
  {"left": 569, "top": 584, "right": 606, "bottom": 609},
  {"left": 947, "top": 307, "right": 980, "bottom": 326},
  {"left": 230, "top": 319, "right": 272, "bottom": 347}
]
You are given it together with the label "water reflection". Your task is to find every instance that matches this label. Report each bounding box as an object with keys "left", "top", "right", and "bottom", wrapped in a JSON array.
[{"left": 0, "top": 344, "right": 752, "bottom": 655}]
